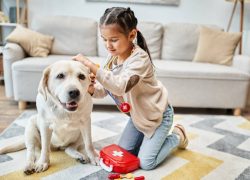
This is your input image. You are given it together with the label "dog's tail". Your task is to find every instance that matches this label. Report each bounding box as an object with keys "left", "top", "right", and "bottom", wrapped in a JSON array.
[{"left": 0, "top": 136, "right": 25, "bottom": 154}]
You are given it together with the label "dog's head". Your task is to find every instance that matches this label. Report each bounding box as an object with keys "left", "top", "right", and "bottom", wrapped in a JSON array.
[{"left": 38, "top": 60, "right": 91, "bottom": 112}]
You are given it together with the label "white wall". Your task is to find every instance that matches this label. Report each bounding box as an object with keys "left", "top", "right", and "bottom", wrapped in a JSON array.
[{"left": 28, "top": 0, "right": 250, "bottom": 55}]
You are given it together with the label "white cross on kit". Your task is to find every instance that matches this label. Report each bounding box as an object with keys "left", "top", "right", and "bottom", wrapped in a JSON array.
[{"left": 112, "top": 150, "right": 123, "bottom": 157}]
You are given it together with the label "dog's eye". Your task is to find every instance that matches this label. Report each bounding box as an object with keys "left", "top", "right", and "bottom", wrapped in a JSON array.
[
  {"left": 79, "top": 74, "right": 85, "bottom": 80},
  {"left": 57, "top": 73, "right": 65, "bottom": 79}
]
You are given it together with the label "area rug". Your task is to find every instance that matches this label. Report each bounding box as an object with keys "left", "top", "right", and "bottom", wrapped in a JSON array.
[{"left": 0, "top": 109, "right": 250, "bottom": 180}]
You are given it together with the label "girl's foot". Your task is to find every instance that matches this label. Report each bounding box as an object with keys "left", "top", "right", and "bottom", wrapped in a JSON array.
[{"left": 173, "top": 124, "right": 188, "bottom": 149}]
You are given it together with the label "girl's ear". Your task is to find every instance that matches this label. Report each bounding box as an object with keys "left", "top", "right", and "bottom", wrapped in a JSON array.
[{"left": 129, "top": 29, "right": 137, "bottom": 41}]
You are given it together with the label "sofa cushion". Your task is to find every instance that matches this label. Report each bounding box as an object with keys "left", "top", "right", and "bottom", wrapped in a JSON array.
[
  {"left": 97, "top": 21, "right": 163, "bottom": 59},
  {"left": 153, "top": 60, "right": 249, "bottom": 109},
  {"left": 193, "top": 27, "right": 241, "bottom": 66},
  {"left": 31, "top": 16, "right": 97, "bottom": 56},
  {"left": 12, "top": 55, "right": 105, "bottom": 72},
  {"left": 153, "top": 60, "right": 249, "bottom": 80},
  {"left": 6, "top": 26, "right": 54, "bottom": 57},
  {"left": 12, "top": 55, "right": 73, "bottom": 72},
  {"left": 15, "top": 56, "right": 248, "bottom": 81},
  {"left": 161, "top": 23, "right": 222, "bottom": 61}
]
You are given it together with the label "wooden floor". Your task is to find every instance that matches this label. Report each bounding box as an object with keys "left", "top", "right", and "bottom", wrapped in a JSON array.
[
  {"left": 0, "top": 82, "right": 250, "bottom": 134},
  {"left": 0, "top": 85, "right": 21, "bottom": 133}
]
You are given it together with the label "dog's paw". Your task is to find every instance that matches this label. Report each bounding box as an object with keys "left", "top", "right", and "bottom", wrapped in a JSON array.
[
  {"left": 76, "top": 156, "right": 89, "bottom": 164},
  {"left": 89, "top": 151, "right": 100, "bottom": 166},
  {"left": 90, "top": 156, "right": 100, "bottom": 166},
  {"left": 34, "top": 161, "right": 49, "bottom": 173},
  {"left": 24, "top": 162, "right": 35, "bottom": 175},
  {"left": 76, "top": 154, "right": 89, "bottom": 164}
]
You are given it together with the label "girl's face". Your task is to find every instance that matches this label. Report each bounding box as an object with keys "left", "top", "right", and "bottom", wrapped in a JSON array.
[{"left": 100, "top": 24, "right": 136, "bottom": 60}]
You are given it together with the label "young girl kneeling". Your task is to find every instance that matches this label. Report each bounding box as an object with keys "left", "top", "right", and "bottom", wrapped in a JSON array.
[{"left": 73, "top": 7, "right": 188, "bottom": 170}]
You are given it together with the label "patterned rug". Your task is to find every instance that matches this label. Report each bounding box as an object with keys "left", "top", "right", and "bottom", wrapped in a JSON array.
[{"left": 0, "top": 109, "right": 250, "bottom": 180}]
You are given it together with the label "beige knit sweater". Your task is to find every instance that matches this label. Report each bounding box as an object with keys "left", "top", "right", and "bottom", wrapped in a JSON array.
[{"left": 93, "top": 45, "right": 169, "bottom": 138}]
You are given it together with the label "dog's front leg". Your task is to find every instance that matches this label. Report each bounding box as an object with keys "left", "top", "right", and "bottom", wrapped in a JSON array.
[
  {"left": 80, "top": 118, "right": 99, "bottom": 165},
  {"left": 35, "top": 120, "right": 52, "bottom": 173},
  {"left": 24, "top": 115, "right": 40, "bottom": 175}
]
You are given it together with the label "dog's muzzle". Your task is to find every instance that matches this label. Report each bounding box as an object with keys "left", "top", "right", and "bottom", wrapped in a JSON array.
[{"left": 61, "top": 89, "right": 81, "bottom": 111}]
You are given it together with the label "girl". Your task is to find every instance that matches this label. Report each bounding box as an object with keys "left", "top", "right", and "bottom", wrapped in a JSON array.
[{"left": 73, "top": 7, "right": 188, "bottom": 170}]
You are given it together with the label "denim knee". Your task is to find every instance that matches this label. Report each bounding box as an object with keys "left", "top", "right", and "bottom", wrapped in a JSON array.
[{"left": 139, "top": 157, "right": 157, "bottom": 170}]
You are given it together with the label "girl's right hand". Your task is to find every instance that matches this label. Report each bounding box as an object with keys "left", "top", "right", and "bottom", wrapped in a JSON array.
[
  {"left": 72, "top": 54, "right": 99, "bottom": 75},
  {"left": 72, "top": 54, "right": 93, "bottom": 68}
]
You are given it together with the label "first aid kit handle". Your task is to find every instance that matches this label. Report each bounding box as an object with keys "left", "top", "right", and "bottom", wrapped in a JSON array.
[{"left": 100, "top": 158, "right": 113, "bottom": 172}]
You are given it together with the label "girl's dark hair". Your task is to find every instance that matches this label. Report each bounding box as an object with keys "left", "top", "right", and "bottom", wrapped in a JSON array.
[{"left": 100, "top": 7, "right": 152, "bottom": 63}]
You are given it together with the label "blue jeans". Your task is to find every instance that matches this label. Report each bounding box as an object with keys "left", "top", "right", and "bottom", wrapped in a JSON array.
[{"left": 118, "top": 105, "right": 180, "bottom": 170}]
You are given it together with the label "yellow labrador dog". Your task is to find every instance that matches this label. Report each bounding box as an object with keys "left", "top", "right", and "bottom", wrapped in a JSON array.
[{"left": 0, "top": 60, "right": 99, "bottom": 174}]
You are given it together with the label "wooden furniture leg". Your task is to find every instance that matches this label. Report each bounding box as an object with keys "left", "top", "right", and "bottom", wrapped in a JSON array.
[
  {"left": 233, "top": 108, "right": 241, "bottom": 116},
  {"left": 18, "top": 101, "right": 27, "bottom": 110},
  {"left": 226, "top": 0, "right": 244, "bottom": 54}
]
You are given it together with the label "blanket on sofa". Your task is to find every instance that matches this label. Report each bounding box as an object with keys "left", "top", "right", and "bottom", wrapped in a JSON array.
[{"left": 0, "top": 110, "right": 250, "bottom": 180}]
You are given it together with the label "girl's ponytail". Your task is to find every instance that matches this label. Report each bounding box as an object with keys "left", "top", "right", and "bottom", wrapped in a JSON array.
[{"left": 137, "top": 30, "right": 152, "bottom": 63}]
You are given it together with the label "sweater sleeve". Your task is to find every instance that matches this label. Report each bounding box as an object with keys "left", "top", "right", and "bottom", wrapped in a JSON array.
[
  {"left": 92, "top": 81, "right": 107, "bottom": 98},
  {"left": 96, "top": 52, "right": 151, "bottom": 96}
]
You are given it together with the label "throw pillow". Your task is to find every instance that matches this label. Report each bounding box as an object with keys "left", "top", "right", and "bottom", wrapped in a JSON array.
[
  {"left": 193, "top": 26, "right": 241, "bottom": 65},
  {"left": 6, "top": 26, "right": 54, "bottom": 57}
]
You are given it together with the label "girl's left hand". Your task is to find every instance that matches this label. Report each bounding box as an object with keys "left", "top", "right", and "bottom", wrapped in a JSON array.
[
  {"left": 72, "top": 54, "right": 93, "bottom": 68},
  {"left": 88, "top": 73, "right": 96, "bottom": 95}
]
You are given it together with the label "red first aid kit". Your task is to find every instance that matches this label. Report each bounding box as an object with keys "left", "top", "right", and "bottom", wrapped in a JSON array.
[{"left": 99, "top": 144, "right": 140, "bottom": 173}]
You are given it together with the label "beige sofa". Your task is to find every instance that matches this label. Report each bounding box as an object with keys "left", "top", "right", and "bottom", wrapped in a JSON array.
[{"left": 3, "top": 16, "right": 250, "bottom": 114}]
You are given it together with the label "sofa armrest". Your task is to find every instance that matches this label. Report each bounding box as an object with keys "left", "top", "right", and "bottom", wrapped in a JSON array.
[
  {"left": 232, "top": 55, "right": 250, "bottom": 74},
  {"left": 233, "top": 55, "right": 250, "bottom": 108},
  {"left": 3, "top": 43, "right": 26, "bottom": 98}
]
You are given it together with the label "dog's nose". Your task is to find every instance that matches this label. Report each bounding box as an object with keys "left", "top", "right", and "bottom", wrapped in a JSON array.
[{"left": 69, "top": 89, "right": 80, "bottom": 99}]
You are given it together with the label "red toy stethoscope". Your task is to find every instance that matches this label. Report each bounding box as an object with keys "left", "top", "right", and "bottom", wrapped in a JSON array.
[
  {"left": 105, "top": 90, "right": 131, "bottom": 113},
  {"left": 97, "top": 60, "right": 131, "bottom": 113}
]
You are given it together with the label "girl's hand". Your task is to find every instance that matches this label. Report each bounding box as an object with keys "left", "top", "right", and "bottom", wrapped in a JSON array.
[
  {"left": 88, "top": 73, "right": 96, "bottom": 96},
  {"left": 72, "top": 54, "right": 99, "bottom": 75},
  {"left": 72, "top": 54, "right": 93, "bottom": 67},
  {"left": 88, "top": 84, "right": 95, "bottom": 96}
]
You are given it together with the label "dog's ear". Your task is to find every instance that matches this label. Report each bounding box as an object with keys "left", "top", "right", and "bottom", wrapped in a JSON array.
[{"left": 38, "top": 66, "right": 50, "bottom": 101}]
